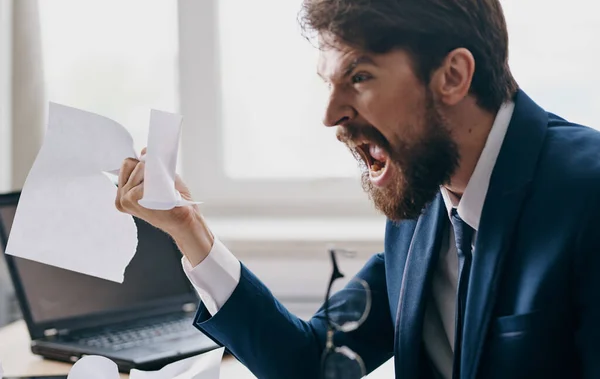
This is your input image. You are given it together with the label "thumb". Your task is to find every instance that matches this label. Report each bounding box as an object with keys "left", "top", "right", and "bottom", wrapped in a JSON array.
[{"left": 175, "top": 175, "right": 193, "bottom": 200}]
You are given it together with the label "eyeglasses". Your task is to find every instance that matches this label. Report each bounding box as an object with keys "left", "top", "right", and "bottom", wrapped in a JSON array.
[{"left": 321, "top": 247, "right": 372, "bottom": 379}]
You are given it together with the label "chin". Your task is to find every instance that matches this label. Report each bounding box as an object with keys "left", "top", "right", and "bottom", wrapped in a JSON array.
[{"left": 362, "top": 166, "right": 440, "bottom": 222}]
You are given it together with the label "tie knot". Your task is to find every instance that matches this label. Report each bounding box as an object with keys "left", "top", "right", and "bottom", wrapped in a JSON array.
[{"left": 450, "top": 209, "right": 474, "bottom": 258}]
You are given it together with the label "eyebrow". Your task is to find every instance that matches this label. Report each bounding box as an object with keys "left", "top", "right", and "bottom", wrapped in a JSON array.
[
  {"left": 342, "top": 55, "right": 376, "bottom": 78},
  {"left": 318, "top": 55, "right": 376, "bottom": 82}
]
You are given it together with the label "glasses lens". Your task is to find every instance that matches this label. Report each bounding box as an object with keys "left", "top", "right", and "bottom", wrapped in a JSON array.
[
  {"left": 322, "top": 346, "right": 366, "bottom": 379},
  {"left": 327, "top": 278, "right": 371, "bottom": 332}
]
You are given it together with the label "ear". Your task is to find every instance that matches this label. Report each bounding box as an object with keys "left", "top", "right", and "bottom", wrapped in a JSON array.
[{"left": 429, "top": 48, "right": 475, "bottom": 106}]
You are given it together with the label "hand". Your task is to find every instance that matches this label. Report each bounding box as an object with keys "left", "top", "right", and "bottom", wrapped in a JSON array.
[{"left": 115, "top": 149, "right": 214, "bottom": 266}]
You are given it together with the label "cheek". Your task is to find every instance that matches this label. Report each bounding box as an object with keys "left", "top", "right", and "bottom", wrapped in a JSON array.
[
  {"left": 359, "top": 89, "right": 399, "bottom": 127},
  {"left": 360, "top": 86, "right": 421, "bottom": 141}
]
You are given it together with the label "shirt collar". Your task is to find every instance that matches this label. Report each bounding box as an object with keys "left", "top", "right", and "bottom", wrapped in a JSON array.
[{"left": 440, "top": 101, "right": 515, "bottom": 231}]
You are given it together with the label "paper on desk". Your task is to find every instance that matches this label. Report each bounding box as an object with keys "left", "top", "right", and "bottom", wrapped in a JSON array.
[
  {"left": 138, "top": 110, "right": 201, "bottom": 210},
  {"left": 68, "top": 355, "right": 120, "bottom": 379},
  {"left": 130, "top": 347, "right": 225, "bottom": 379},
  {"left": 5, "top": 103, "right": 195, "bottom": 283},
  {"left": 66, "top": 347, "right": 225, "bottom": 379}
]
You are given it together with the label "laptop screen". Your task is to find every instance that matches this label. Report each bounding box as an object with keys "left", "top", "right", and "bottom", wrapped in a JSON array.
[{"left": 0, "top": 193, "right": 196, "bottom": 325}]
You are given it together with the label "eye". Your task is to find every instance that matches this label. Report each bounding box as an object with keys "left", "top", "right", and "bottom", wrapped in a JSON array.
[{"left": 351, "top": 72, "right": 372, "bottom": 85}]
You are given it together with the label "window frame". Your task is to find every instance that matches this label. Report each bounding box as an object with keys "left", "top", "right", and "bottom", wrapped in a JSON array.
[{"left": 0, "top": 1, "right": 12, "bottom": 192}]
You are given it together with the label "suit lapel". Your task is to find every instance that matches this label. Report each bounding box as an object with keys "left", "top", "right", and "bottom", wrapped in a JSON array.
[
  {"left": 395, "top": 194, "right": 447, "bottom": 379},
  {"left": 461, "top": 90, "right": 549, "bottom": 379}
]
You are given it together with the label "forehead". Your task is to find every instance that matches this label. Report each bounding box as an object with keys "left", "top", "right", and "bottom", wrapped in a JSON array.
[
  {"left": 317, "top": 41, "right": 419, "bottom": 84},
  {"left": 316, "top": 40, "right": 367, "bottom": 81}
]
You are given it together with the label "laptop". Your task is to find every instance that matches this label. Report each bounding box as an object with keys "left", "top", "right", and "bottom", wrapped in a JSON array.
[{"left": 0, "top": 191, "right": 218, "bottom": 372}]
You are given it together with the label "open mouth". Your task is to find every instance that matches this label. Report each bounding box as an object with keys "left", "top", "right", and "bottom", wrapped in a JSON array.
[{"left": 354, "top": 143, "right": 390, "bottom": 180}]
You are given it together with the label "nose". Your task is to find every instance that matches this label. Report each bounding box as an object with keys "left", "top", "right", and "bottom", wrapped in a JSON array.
[{"left": 322, "top": 88, "right": 356, "bottom": 127}]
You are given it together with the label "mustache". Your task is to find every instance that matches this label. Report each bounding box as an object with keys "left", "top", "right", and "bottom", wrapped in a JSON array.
[{"left": 335, "top": 123, "right": 390, "bottom": 150}]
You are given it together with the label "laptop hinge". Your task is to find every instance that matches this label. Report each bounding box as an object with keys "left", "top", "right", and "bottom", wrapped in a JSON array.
[
  {"left": 183, "top": 302, "right": 196, "bottom": 313},
  {"left": 44, "top": 328, "right": 58, "bottom": 337},
  {"left": 44, "top": 328, "right": 70, "bottom": 337}
]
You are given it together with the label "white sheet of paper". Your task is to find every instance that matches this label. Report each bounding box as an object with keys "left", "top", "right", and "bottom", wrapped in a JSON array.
[
  {"left": 67, "top": 355, "right": 120, "bottom": 379},
  {"left": 5, "top": 103, "right": 196, "bottom": 283},
  {"left": 130, "top": 347, "right": 224, "bottom": 379},
  {"left": 0, "top": 359, "right": 4, "bottom": 379},
  {"left": 66, "top": 348, "right": 224, "bottom": 379},
  {"left": 138, "top": 110, "right": 201, "bottom": 210},
  {"left": 5, "top": 103, "right": 138, "bottom": 283}
]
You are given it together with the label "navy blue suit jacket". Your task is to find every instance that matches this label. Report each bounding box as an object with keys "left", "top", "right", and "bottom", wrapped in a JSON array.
[{"left": 193, "top": 91, "right": 600, "bottom": 378}]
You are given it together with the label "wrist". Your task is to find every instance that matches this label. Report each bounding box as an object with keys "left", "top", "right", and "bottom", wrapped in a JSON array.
[{"left": 169, "top": 213, "right": 214, "bottom": 267}]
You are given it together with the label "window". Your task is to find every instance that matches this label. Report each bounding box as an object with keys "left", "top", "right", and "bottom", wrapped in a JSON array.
[
  {"left": 35, "top": 0, "right": 600, "bottom": 223},
  {"left": 39, "top": 0, "right": 179, "bottom": 153},
  {"left": 180, "top": 0, "right": 600, "bottom": 219},
  {"left": 502, "top": 0, "right": 600, "bottom": 130},
  {"left": 218, "top": 0, "right": 355, "bottom": 180},
  {"left": 178, "top": 1, "right": 375, "bottom": 219}
]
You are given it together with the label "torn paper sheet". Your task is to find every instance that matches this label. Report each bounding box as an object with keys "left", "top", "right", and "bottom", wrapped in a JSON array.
[
  {"left": 66, "top": 347, "right": 225, "bottom": 379},
  {"left": 138, "top": 110, "right": 201, "bottom": 210},
  {"left": 5, "top": 103, "right": 195, "bottom": 283},
  {"left": 5, "top": 103, "right": 138, "bottom": 283}
]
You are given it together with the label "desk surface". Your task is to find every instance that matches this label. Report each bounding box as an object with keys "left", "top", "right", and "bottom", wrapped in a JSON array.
[
  {"left": 0, "top": 320, "right": 394, "bottom": 378},
  {"left": 0, "top": 320, "right": 254, "bottom": 378}
]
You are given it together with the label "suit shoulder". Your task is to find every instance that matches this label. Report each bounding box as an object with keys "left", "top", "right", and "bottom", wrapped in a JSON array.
[{"left": 539, "top": 116, "right": 600, "bottom": 193}]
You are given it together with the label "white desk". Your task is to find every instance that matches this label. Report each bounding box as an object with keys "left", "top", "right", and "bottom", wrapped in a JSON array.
[{"left": 0, "top": 320, "right": 394, "bottom": 378}]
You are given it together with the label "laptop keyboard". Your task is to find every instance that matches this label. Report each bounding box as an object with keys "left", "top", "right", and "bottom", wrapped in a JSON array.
[{"left": 77, "top": 316, "right": 198, "bottom": 351}]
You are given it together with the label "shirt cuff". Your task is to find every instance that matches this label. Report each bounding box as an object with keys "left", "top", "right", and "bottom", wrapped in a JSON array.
[{"left": 181, "top": 237, "right": 241, "bottom": 316}]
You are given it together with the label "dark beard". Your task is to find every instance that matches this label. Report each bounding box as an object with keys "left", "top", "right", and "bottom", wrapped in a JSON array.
[{"left": 356, "top": 96, "right": 459, "bottom": 221}]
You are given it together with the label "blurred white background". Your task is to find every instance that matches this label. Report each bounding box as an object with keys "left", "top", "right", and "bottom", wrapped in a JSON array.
[
  {"left": 0, "top": 0, "right": 599, "bottom": 326},
  {"left": 0, "top": 3, "right": 598, "bottom": 376},
  {"left": 31, "top": 0, "right": 600, "bottom": 214}
]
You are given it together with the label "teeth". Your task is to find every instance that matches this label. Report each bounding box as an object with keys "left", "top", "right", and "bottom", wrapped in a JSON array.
[
  {"left": 346, "top": 140, "right": 370, "bottom": 148},
  {"left": 370, "top": 161, "right": 385, "bottom": 178}
]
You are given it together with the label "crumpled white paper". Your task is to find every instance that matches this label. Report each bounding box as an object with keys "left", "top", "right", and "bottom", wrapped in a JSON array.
[
  {"left": 67, "top": 355, "right": 118, "bottom": 379},
  {"left": 138, "top": 110, "right": 201, "bottom": 210},
  {"left": 5, "top": 103, "right": 196, "bottom": 283},
  {"left": 67, "top": 347, "right": 224, "bottom": 379}
]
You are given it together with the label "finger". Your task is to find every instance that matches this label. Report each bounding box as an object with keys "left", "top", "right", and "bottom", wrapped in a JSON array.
[
  {"left": 122, "top": 160, "right": 146, "bottom": 193},
  {"left": 174, "top": 175, "right": 192, "bottom": 200},
  {"left": 118, "top": 158, "right": 140, "bottom": 189},
  {"left": 120, "top": 184, "right": 144, "bottom": 211},
  {"left": 139, "top": 147, "right": 148, "bottom": 162}
]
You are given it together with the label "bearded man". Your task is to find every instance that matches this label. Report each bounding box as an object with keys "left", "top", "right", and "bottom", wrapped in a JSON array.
[{"left": 116, "top": 0, "right": 600, "bottom": 378}]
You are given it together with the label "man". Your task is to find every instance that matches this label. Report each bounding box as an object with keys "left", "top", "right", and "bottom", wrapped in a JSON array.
[{"left": 116, "top": 0, "right": 600, "bottom": 378}]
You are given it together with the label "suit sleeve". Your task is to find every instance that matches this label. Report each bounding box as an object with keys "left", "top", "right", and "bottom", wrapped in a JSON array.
[
  {"left": 193, "top": 253, "right": 395, "bottom": 379},
  {"left": 574, "top": 197, "right": 600, "bottom": 378}
]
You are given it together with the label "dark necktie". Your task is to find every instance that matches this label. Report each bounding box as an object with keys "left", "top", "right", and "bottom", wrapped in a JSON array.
[{"left": 450, "top": 209, "right": 475, "bottom": 379}]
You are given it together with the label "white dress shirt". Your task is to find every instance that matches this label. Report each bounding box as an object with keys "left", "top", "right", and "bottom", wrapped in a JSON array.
[
  {"left": 181, "top": 101, "right": 515, "bottom": 378},
  {"left": 425, "top": 101, "right": 514, "bottom": 378}
]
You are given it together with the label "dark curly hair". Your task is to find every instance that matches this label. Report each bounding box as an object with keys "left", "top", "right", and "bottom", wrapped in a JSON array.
[{"left": 299, "top": 0, "right": 518, "bottom": 112}]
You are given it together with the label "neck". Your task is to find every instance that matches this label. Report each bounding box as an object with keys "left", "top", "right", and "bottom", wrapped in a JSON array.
[{"left": 443, "top": 98, "right": 498, "bottom": 197}]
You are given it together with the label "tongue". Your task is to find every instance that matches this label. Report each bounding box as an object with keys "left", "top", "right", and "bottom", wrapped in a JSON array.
[{"left": 369, "top": 144, "right": 387, "bottom": 162}]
